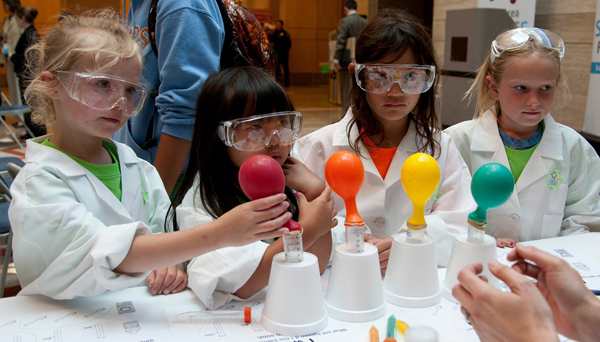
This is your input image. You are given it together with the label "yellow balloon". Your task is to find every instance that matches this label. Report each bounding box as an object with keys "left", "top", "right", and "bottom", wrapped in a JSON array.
[{"left": 401, "top": 153, "right": 440, "bottom": 227}]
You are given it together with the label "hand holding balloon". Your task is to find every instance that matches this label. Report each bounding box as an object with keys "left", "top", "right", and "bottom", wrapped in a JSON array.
[
  {"left": 239, "top": 155, "right": 303, "bottom": 258},
  {"left": 468, "top": 163, "right": 514, "bottom": 243},
  {"left": 325, "top": 151, "right": 365, "bottom": 253},
  {"left": 400, "top": 153, "right": 440, "bottom": 244}
]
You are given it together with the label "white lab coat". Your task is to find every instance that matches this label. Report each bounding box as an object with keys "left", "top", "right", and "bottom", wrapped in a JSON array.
[
  {"left": 177, "top": 182, "right": 272, "bottom": 309},
  {"left": 9, "top": 135, "right": 171, "bottom": 299},
  {"left": 445, "top": 110, "right": 600, "bottom": 241},
  {"left": 291, "top": 109, "right": 476, "bottom": 266}
]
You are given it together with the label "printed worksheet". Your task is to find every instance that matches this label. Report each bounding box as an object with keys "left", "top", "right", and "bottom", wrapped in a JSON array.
[{"left": 0, "top": 297, "right": 172, "bottom": 342}]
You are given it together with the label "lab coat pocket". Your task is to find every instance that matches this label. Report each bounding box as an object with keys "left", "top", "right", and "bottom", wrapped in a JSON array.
[
  {"left": 541, "top": 213, "right": 563, "bottom": 239},
  {"left": 547, "top": 182, "right": 568, "bottom": 214}
]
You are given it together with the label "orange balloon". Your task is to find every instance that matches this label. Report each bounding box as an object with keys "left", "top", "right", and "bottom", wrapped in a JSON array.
[{"left": 325, "top": 151, "right": 364, "bottom": 223}]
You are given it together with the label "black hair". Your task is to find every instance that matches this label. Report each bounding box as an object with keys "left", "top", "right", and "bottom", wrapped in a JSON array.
[
  {"left": 277, "top": 19, "right": 284, "bottom": 26},
  {"left": 345, "top": 0, "right": 357, "bottom": 10},
  {"left": 15, "top": 6, "right": 37, "bottom": 23},
  {"left": 2, "top": 0, "right": 20, "bottom": 13},
  {"left": 168, "top": 66, "right": 298, "bottom": 231}
]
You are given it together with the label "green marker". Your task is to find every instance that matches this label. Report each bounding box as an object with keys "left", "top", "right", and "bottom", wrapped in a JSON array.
[{"left": 384, "top": 314, "right": 396, "bottom": 341}]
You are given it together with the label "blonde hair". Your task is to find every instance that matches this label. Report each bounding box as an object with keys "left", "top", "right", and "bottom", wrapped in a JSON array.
[
  {"left": 24, "top": 9, "right": 142, "bottom": 126},
  {"left": 467, "top": 32, "right": 570, "bottom": 119}
]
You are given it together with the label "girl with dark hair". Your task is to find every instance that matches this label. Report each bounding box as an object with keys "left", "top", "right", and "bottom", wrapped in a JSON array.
[
  {"left": 169, "top": 66, "right": 336, "bottom": 309},
  {"left": 292, "top": 9, "right": 475, "bottom": 271}
]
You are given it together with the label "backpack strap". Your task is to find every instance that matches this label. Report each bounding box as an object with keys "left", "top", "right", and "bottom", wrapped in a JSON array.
[{"left": 148, "top": 0, "right": 159, "bottom": 56}]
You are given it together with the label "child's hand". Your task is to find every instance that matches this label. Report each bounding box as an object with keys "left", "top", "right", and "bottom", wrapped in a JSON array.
[
  {"left": 297, "top": 186, "right": 338, "bottom": 239},
  {"left": 365, "top": 234, "right": 393, "bottom": 273},
  {"left": 283, "top": 157, "right": 325, "bottom": 201},
  {"left": 496, "top": 238, "right": 517, "bottom": 248},
  {"left": 146, "top": 265, "right": 188, "bottom": 295},
  {"left": 217, "top": 193, "right": 292, "bottom": 246}
]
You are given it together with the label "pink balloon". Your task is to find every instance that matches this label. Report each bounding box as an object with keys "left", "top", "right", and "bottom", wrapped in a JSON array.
[
  {"left": 238, "top": 155, "right": 301, "bottom": 231},
  {"left": 238, "top": 155, "right": 285, "bottom": 200}
]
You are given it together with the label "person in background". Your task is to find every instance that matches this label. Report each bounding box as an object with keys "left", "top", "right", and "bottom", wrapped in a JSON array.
[
  {"left": 1, "top": 0, "right": 22, "bottom": 105},
  {"left": 332, "top": 0, "right": 367, "bottom": 113},
  {"left": 445, "top": 28, "right": 600, "bottom": 247},
  {"left": 114, "top": 0, "right": 225, "bottom": 196},
  {"left": 272, "top": 19, "right": 291, "bottom": 87},
  {"left": 293, "top": 9, "right": 475, "bottom": 272},
  {"left": 453, "top": 244, "right": 600, "bottom": 342},
  {"left": 11, "top": 6, "right": 45, "bottom": 138}
]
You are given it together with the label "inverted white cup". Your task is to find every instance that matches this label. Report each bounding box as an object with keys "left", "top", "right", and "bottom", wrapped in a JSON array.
[
  {"left": 442, "top": 233, "right": 499, "bottom": 303},
  {"left": 383, "top": 234, "right": 441, "bottom": 307},
  {"left": 325, "top": 243, "right": 386, "bottom": 322},
  {"left": 261, "top": 252, "right": 327, "bottom": 336}
]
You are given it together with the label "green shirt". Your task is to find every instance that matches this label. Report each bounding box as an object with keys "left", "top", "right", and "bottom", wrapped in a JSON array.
[
  {"left": 41, "top": 139, "right": 122, "bottom": 200},
  {"left": 504, "top": 143, "right": 539, "bottom": 182}
]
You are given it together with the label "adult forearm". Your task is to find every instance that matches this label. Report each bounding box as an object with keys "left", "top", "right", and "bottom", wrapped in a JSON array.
[
  {"left": 154, "top": 133, "right": 191, "bottom": 195},
  {"left": 575, "top": 299, "right": 600, "bottom": 342}
]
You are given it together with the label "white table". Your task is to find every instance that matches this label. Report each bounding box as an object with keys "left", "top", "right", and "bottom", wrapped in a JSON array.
[{"left": 1, "top": 233, "right": 599, "bottom": 342}]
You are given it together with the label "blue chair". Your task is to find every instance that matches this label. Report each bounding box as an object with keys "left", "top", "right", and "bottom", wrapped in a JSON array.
[
  {"left": 0, "top": 91, "right": 34, "bottom": 149},
  {"left": 0, "top": 160, "right": 23, "bottom": 298}
]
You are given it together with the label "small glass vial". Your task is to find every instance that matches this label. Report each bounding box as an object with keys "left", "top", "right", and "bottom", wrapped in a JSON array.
[
  {"left": 406, "top": 222, "right": 426, "bottom": 244},
  {"left": 345, "top": 222, "right": 364, "bottom": 253},
  {"left": 283, "top": 224, "right": 303, "bottom": 263},
  {"left": 467, "top": 218, "right": 486, "bottom": 244}
]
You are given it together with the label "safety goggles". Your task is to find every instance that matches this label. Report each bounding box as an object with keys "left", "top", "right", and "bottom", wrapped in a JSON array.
[
  {"left": 218, "top": 111, "right": 303, "bottom": 151},
  {"left": 354, "top": 63, "right": 436, "bottom": 94},
  {"left": 54, "top": 71, "right": 148, "bottom": 116},
  {"left": 491, "top": 28, "right": 565, "bottom": 63}
]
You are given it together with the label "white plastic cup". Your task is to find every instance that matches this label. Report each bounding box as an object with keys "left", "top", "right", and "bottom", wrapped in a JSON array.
[
  {"left": 324, "top": 243, "right": 386, "bottom": 322},
  {"left": 261, "top": 252, "right": 328, "bottom": 336},
  {"left": 383, "top": 234, "right": 441, "bottom": 307},
  {"left": 442, "top": 233, "right": 499, "bottom": 303}
]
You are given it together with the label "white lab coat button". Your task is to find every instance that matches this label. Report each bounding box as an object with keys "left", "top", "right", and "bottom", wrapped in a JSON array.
[
  {"left": 375, "top": 217, "right": 386, "bottom": 226},
  {"left": 510, "top": 214, "right": 519, "bottom": 222}
]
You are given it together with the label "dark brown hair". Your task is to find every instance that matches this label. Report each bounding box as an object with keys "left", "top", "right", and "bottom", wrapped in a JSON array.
[
  {"left": 15, "top": 6, "right": 36, "bottom": 23},
  {"left": 350, "top": 8, "right": 440, "bottom": 157}
]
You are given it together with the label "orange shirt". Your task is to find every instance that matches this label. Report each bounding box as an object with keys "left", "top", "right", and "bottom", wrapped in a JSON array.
[{"left": 363, "top": 135, "right": 398, "bottom": 180}]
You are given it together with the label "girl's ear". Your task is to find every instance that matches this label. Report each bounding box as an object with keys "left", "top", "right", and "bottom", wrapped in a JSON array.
[
  {"left": 485, "top": 75, "right": 499, "bottom": 101},
  {"left": 40, "top": 71, "right": 59, "bottom": 99}
]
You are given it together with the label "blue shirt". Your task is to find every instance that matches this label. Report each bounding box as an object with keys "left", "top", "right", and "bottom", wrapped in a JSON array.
[{"left": 113, "top": 0, "right": 225, "bottom": 164}]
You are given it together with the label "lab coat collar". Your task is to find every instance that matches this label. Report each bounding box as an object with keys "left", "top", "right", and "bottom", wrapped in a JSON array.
[
  {"left": 471, "top": 110, "right": 562, "bottom": 160},
  {"left": 25, "top": 135, "right": 144, "bottom": 221},
  {"left": 471, "top": 110, "right": 563, "bottom": 193},
  {"left": 332, "top": 108, "right": 420, "bottom": 186}
]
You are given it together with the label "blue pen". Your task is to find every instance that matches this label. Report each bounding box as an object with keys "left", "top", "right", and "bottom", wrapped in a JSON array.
[{"left": 592, "top": 289, "right": 600, "bottom": 296}]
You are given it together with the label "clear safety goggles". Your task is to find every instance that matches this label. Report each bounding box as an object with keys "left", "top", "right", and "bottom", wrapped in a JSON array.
[
  {"left": 354, "top": 63, "right": 436, "bottom": 94},
  {"left": 54, "top": 71, "right": 148, "bottom": 116},
  {"left": 491, "top": 28, "right": 565, "bottom": 63},
  {"left": 218, "top": 111, "right": 303, "bottom": 151}
]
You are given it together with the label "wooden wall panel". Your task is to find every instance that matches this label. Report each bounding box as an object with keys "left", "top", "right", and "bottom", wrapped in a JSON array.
[{"left": 536, "top": 0, "right": 596, "bottom": 16}]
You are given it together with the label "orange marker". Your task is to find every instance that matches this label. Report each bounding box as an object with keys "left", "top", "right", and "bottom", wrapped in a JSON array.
[{"left": 370, "top": 325, "right": 379, "bottom": 342}]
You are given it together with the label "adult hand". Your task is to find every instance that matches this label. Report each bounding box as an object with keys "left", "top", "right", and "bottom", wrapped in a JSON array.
[
  {"left": 364, "top": 234, "right": 393, "bottom": 273},
  {"left": 146, "top": 265, "right": 188, "bottom": 295},
  {"left": 283, "top": 157, "right": 325, "bottom": 201},
  {"left": 452, "top": 261, "right": 559, "bottom": 342},
  {"left": 508, "top": 244, "right": 600, "bottom": 342}
]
